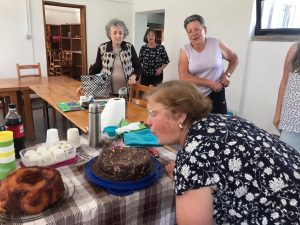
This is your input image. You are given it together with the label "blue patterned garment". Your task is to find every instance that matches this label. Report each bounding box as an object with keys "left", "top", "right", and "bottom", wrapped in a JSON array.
[{"left": 175, "top": 114, "right": 300, "bottom": 225}]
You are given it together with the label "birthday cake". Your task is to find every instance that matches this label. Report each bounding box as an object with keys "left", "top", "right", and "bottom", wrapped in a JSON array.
[{"left": 91, "top": 145, "right": 151, "bottom": 182}]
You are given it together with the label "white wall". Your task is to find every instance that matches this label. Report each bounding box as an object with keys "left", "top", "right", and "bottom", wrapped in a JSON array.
[
  {"left": 0, "top": 0, "right": 36, "bottom": 77},
  {"left": 45, "top": 6, "right": 80, "bottom": 24},
  {"left": 0, "top": 0, "right": 293, "bottom": 134},
  {"left": 0, "top": 0, "right": 134, "bottom": 78},
  {"left": 134, "top": 0, "right": 292, "bottom": 134}
]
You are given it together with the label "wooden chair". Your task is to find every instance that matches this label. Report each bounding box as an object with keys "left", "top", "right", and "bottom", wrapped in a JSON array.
[
  {"left": 59, "top": 50, "right": 72, "bottom": 76},
  {"left": 129, "top": 83, "right": 151, "bottom": 108},
  {"left": 16, "top": 63, "right": 56, "bottom": 124},
  {"left": 17, "top": 63, "right": 42, "bottom": 79},
  {"left": 16, "top": 63, "right": 42, "bottom": 108},
  {"left": 49, "top": 51, "right": 62, "bottom": 76}
]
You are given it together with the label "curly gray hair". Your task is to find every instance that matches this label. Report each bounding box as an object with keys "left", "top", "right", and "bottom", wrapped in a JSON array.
[{"left": 105, "top": 18, "right": 129, "bottom": 40}]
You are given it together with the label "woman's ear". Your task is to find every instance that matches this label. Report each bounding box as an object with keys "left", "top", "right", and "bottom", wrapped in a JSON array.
[{"left": 175, "top": 111, "right": 187, "bottom": 124}]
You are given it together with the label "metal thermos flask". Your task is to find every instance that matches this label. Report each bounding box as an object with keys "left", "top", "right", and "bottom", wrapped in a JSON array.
[{"left": 88, "top": 102, "right": 101, "bottom": 147}]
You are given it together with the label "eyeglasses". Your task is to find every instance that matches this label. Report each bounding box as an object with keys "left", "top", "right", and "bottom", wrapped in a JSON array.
[
  {"left": 147, "top": 105, "right": 169, "bottom": 119},
  {"left": 147, "top": 99, "right": 188, "bottom": 118}
]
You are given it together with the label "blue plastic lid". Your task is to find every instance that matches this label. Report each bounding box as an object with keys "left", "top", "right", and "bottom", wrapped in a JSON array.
[{"left": 103, "top": 126, "right": 118, "bottom": 139}]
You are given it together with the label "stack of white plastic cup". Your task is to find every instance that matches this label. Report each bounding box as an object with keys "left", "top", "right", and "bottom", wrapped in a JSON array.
[
  {"left": 46, "top": 128, "right": 59, "bottom": 147},
  {"left": 67, "top": 128, "right": 80, "bottom": 148}
]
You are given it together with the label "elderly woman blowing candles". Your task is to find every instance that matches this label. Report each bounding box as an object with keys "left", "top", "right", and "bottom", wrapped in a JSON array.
[{"left": 146, "top": 80, "right": 300, "bottom": 225}]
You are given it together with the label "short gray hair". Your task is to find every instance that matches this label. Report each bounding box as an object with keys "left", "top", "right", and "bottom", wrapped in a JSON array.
[
  {"left": 105, "top": 18, "right": 129, "bottom": 40},
  {"left": 184, "top": 14, "right": 205, "bottom": 29}
]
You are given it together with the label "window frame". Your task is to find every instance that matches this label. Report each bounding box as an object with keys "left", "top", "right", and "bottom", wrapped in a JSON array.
[{"left": 255, "top": 0, "right": 300, "bottom": 36}]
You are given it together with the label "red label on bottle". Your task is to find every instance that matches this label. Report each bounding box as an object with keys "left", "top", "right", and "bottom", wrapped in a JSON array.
[{"left": 5, "top": 124, "right": 25, "bottom": 139}]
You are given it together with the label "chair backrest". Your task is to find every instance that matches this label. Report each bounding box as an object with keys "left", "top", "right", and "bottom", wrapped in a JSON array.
[
  {"left": 51, "top": 51, "right": 61, "bottom": 65},
  {"left": 16, "top": 63, "right": 42, "bottom": 79},
  {"left": 61, "top": 51, "right": 72, "bottom": 66},
  {"left": 129, "top": 83, "right": 151, "bottom": 108}
]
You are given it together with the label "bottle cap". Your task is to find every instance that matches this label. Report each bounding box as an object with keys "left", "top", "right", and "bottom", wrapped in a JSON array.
[
  {"left": 8, "top": 103, "right": 16, "bottom": 109},
  {"left": 89, "top": 102, "right": 100, "bottom": 113}
]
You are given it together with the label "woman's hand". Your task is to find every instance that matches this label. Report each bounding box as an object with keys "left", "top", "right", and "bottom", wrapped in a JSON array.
[
  {"left": 273, "top": 114, "right": 280, "bottom": 129},
  {"left": 209, "top": 80, "right": 223, "bottom": 92},
  {"left": 76, "top": 86, "right": 83, "bottom": 95},
  {"left": 156, "top": 67, "right": 163, "bottom": 76},
  {"left": 220, "top": 73, "right": 230, "bottom": 87},
  {"left": 165, "top": 160, "right": 175, "bottom": 180},
  {"left": 128, "top": 74, "right": 137, "bottom": 84}
]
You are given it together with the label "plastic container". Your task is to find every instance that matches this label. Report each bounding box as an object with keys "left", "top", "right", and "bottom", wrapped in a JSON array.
[
  {"left": 85, "top": 156, "right": 162, "bottom": 196},
  {"left": 0, "top": 131, "right": 16, "bottom": 180},
  {"left": 20, "top": 141, "right": 76, "bottom": 167},
  {"left": 103, "top": 126, "right": 118, "bottom": 139}
]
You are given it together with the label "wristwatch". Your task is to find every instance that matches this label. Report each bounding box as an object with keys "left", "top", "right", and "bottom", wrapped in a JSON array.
[{"left": 226, "top": 72, "right": 231, "bottom": 78}]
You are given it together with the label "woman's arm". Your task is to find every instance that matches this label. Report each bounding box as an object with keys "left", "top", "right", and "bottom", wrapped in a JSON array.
[
  {"left": 89, "top": 47, "right": 103, "bottom": 75},
  {"left": 273, "top": 43, "right": 297, "bottom": 129},
  {"left": 130, "top": 44, "right": 142, "bottom": 81},
  {"left": 176, "top": 187, "right": 214, "bottom": 225},
  {"left": 178, "top": 48, "right": 223, "bottom": 92},
  {"left": 218, "top": 40, "right": 239, "bottom": 87}
]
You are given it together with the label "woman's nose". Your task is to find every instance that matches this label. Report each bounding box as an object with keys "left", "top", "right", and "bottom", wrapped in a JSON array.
[{"left": 146, "top": 117, "right": 152, "bottom": 126}]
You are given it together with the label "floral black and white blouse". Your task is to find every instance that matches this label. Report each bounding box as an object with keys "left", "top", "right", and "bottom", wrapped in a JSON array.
[
  {"left": 175, "top": 114, "right": 300, "bottom": 225},
  {"left": 139, "top": 44, "right": 170, "bottom": 78}
]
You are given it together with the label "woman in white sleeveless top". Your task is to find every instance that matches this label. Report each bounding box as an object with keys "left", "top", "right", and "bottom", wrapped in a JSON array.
[
  {"left": 274, "top": 43, "right": 300, "bottom": 152},
  {"left": 178, "top": 14, "right": 239, "bottom": 114}
]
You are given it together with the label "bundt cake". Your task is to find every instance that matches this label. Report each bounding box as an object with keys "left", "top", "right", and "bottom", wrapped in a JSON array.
[
  {"left": 91, "top": 146, "right": 152, "bottom": 181},
  {"left": 0, "top": 166, "right": 65, "bottom": 215}
]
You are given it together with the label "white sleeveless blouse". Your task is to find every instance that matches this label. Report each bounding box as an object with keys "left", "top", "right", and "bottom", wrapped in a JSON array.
[{"left": 182, "top": 38, "right": 223, "bottom": 96}]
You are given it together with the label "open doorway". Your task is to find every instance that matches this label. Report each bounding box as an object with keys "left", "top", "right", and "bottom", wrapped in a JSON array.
[
  {"left": 147, "top": 12, "right": 165, "bottom": 45},
  {"left": 134, "top": 10, "right": 165, "bottom": 53},
  {"left": 42, "top": 1, "right": 87, "bottom": 80}
]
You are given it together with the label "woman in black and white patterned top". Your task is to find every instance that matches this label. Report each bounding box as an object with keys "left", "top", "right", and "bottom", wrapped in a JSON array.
[
  {"left": 274, "top": 42, "right": 300, "bottom": 152},
  {"left": 146, "top": 80, "right": 300, "bottom": 225},
  {"left": 139, "top": 28, "right": 170, "bottom": 86}
]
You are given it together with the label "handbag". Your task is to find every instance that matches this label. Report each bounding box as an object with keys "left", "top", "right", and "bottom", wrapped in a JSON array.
[{"left": 81, "top": 73, "right": 111, "bottom": 99}]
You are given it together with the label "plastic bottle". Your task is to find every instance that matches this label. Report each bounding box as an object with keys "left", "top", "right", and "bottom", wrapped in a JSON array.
[
  {"left": 4, "top": 103, "right": 25, "bottom": 159},
  {"left": 88, "top": 102, "right": 101, "bottom": 148}
]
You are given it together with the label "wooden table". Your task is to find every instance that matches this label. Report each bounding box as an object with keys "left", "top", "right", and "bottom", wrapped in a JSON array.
[
  {"left": 0, "top": 76, "right": 79, "bottom": 141},
  {"left": 29, "top": 82, "right": 148, "bottom": 133}
]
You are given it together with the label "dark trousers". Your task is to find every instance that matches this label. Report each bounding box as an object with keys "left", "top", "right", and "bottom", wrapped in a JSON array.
[
  {"left": 141, "top": 74, "right": 163, "bottom": 86},
  {"left": 207, "top": 88, "right": 227, "bottom": 114}
]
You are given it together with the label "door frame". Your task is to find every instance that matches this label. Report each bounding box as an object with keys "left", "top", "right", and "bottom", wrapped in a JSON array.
[{"left": 42, "top": 1, "right": 87, "bottom": 77}]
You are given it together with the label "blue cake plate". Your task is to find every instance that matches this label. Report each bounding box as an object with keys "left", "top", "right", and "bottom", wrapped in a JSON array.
[{"left": 85, "top": 156, "right": 162, "bottom": 196}]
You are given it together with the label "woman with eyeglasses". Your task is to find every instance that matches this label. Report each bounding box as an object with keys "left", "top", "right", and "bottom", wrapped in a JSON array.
[
  {"left": 146, "top": 80, "right": 300, "bottom": 225},
  {"left": 178, "top": 14, "right": 239, "bottom": 114}
]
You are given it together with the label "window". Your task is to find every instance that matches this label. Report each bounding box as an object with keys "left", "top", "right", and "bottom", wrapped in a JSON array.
[{"left": 255, "top": 0, "right": 300, "bottom": 35}]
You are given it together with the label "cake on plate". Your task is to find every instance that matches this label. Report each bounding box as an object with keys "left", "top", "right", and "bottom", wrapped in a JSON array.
[
  {"left": 91, "top": 145, "right": 152, "bottom": 182},
  {"left": 0, "top": 166, "right": 65, "bottom": 215}
]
